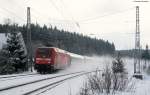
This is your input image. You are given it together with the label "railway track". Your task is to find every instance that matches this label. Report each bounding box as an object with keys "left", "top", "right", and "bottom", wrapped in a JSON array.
[
  {"left": 0, "top": 71, "right": 86, "bottom": 95},
  {"left": 24, "top": 70, "right": 102, "bottom": 95},
  {"left": 0, "top": 73, "right": 38, "bottom": 79},
  {"left": 24, "top": 72, "right": 90, "bottom": 95},
  {"left": 0, "top": 73, "right": 39, "bottom": 83},
  {"left": 0, "top": 74, "right": 39, "bottom": 83},
  {"left": 0, "top": 70, "right": 101, "bottom": 95}
]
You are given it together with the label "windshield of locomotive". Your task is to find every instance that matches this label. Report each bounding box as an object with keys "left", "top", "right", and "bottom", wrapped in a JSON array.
[{"left": 37, "top": 48, "right": 51, "bottom": 58}]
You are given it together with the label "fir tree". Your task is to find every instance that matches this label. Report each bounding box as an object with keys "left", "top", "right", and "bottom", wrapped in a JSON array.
[
  {"left": 142, "top": 45, "right": 150, "bottom": 60},
  {"left": 112, "top": 53, "right": 125, "bottom": 73},
  {"left": 0, "top": 47, "right": 15, "bottom": 74},
  {"left": 0, "top": 32, "right": 27, "bottom": 74},
  {"left": 142, "top": 45, "right": 150, "bottom": 69},
  {"left": 8, "top": 32, "right": 27, "bottom": 72}
]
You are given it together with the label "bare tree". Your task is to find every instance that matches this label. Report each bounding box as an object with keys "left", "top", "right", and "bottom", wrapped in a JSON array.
[{"left": 78, "top": 62, "right": 134, "bottom": 95}]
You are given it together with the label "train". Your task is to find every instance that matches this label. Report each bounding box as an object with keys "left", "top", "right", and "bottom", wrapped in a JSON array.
[{"left": 34, "top": 47, "right": 71, "bottom": 73}]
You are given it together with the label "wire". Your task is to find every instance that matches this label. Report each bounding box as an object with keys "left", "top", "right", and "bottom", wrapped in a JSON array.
[
  {"left": 59, "top": 0, "right": 80, "bottom": 28},
  {"left": 12, "top": 0, "right": 26, "bottom": 10},
  {"left": 47, "top": 0, "right": 66, "bottom": 19},
  {"left": 0, "top": 7, "right": 26, "bottom": 22},
  {"left": 31, "top": 8, "right": 70, "bottom": 24},
  {"left": 58, "top": 0, "right": 76, "bottom": 22},
  {"left": 0, "top": 0, "right": 26, "bottom": 22},
  {"left": 48, "top": 0, "right": 79, "bottom": 30},
  {"left": 28, "top": 2, "right": 78, "bottom": 31},
  {"left": 78, "top": 7, "right": 135, "bottom": 23},
  {"left": 0, "top": 0, "right": 78, "bottom": 31},
  {"left": 11, "top": 0, "right": 42, "bottom": 24}
]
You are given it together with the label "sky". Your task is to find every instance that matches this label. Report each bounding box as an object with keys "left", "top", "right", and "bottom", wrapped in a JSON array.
[{"left": 0, "top": 0, "right": 150, "bottom": 50}]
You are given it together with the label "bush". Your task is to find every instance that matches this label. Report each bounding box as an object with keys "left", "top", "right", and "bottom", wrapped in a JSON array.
[
  {"left": 112, "top": 55, "right": 125, "bottom": 74},
  {"left": 78, "top": 67, "right": 134, "bottom": 95},
  {"left": 0, "top": 64, "right": 15, "bottom": 75}
]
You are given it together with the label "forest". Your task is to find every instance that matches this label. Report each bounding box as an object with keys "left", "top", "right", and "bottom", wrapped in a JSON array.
[{"left": 0, "top": 23, "right": 115, "bottom": 55}]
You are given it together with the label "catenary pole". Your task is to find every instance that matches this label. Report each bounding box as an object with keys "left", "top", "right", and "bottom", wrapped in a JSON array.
[{"left": 27, "top": 7, "right": 33, "bottom": 72}]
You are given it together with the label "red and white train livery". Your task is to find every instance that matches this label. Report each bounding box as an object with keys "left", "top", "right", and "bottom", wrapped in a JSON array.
[{"left": 34, "top": 47, "right": 71, "bottom": 73}]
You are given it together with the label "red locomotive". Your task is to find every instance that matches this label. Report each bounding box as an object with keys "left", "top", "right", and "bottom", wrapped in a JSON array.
[{"left": 34, "top": 47, "right": 71, "bottom": 73}]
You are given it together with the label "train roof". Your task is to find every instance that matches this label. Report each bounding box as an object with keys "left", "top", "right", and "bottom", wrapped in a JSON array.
[{"left": 37, "top": 47, "right": 68, "bottom": 54}]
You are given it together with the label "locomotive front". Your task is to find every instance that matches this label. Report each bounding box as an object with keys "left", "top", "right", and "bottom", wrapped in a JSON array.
[
  {"left": 34, "top": 47, "right": 71, "bottom": 73},
  {"left": 34, "top": 47, "right": 54, "bottom": 73}
]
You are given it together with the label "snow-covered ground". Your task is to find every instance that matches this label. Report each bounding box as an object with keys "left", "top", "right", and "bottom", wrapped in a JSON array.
[
  {"left": 0, "top": 56, "right": 112, "bottom": 95},
  {"left": 0, "top": 56, "right": 150, "bottom": 95}
]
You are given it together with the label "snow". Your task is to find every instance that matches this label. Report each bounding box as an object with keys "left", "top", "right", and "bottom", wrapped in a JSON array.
[
  {"left": 69, "top": 52, "right": 84, "bottom": 59},
  {"left": 39, "top": 75, "right": 86, "bottom": 95},
  {"left": 0, "top": 33, "right": 7, "bottom": 49},
  {"left": 0, "top": 73, "right": 85, "bottom": 95},
  {"left": 0, "top": 56, "right": 150, "bottom": 95}
]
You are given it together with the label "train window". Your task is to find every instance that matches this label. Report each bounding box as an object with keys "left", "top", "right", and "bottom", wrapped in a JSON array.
[{"left": 36, "top": 48, "right": 51, "bottom": 58}]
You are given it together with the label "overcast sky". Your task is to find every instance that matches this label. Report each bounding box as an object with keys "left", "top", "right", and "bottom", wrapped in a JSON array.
[{"left": 0, "top": 0, "right": 150, "bottom": 50}]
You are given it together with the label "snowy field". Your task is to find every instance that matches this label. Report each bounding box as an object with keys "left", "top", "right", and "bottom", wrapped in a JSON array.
[
  {"left": 45, "top": 57, "right": 150, "bottom": 95},
  {"left": 0, "top": 56, "right": 150, "bottom": 95}
]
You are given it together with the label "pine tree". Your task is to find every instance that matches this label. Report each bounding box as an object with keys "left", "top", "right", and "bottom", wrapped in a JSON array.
[
  {"left": 0, "top": 46, "right": 15, "bottom": 74},
  {"left": 112, "top": 53, "right": 125, "bottom": 73},
  {"left": 8, "top": 32, "right": 27, "bottom": 72},
  {"left": 142, "top": 45, "right": 150, "bottom": 60},
  {"left": 142, "top": 45, "right": 150, "bottom": 69},
  {"left": 0, "top": 32, "right": 27, "bottom": 74}
]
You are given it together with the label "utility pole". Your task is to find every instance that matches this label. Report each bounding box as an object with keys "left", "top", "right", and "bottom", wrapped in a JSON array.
[
  {"left": 27, "top": 7, "right": 33, "bottom": 72},
  {"left": 133, "top": 6, "right": 143, "bottom": 79},
  {"left": 133, "top": 0, "right": 149, "bottom": 79},
  {"left": 134, "top": 6, "right": 141, "bottom": 74}
]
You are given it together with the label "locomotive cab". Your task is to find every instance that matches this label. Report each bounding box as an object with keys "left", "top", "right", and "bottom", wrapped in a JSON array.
[
  {"left": 34, "top": 47, "right": 71, "bottom": 73},
  {"left": 35, "top": 48, "right": 52, "bottom": 64},
  {"left": 34, "top": 47, "right": 54, "bottom": 73}
]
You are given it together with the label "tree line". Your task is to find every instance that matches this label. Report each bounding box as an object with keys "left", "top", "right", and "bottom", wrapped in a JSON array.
[{"left": 0, "top": 23, "right": 115, "bottom": 55}]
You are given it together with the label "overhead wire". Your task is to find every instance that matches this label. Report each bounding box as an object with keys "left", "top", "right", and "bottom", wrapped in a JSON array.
[
  {"left": 47, "top": 0, "right": 66, "bottom": 19},
  {"left": 0, "top": 1, "right": 49, "bottom": 25},
  {"left": 11, "top": 0, "right": 45, "bottom": 24},
  {"left": 0, "top": 0, "right": 136, "bottom": 32},
  {"left": 0, "top": 0, "right": 28, "bottom": 24},
  {"left": 31, "top": 7, "right": 67, "bottom": 22},
  {"left": 58, "top": 0, "right": 80, "bottom": 34},
  {"left": 0, "top": 0, "right": 54, "bottom": 25},
  {"left": 20, "top": 0, "right": 75, "bottom": 31},
  {"left": 78, "top": 7, "right": 135, "bottom": 24},
  {"left": 47, "top": 0, "right": 75, "bottom": 27},
  {"left": 0, "top": 7, "right": 26, "bottom": 22},
  {"left": 31, "top": 7, "right": 70, "bottom": 25},
  {"left": 0, "top": 0, "right": 135, "bottom": 25},
  {"left": 59, "top": 0, "right": 80, "bottom": 28},
  {"left": 5, "top": 0, "right": 55, "bottom": 26},
  {"left": 12, "top": 0, "right": 26, "bottom": 10}
]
